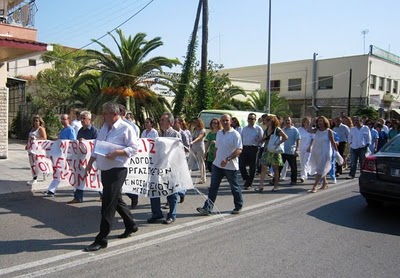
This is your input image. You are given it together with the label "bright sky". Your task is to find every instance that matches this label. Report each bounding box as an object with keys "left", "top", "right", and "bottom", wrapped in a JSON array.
[{"left": 35, "top": 0, "right": 400, "bottom": 71}]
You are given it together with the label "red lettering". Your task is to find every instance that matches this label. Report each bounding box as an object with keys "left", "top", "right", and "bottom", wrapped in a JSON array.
[
  {"left": 78, "top": 141, "right": 88, "bottom": 154},
  {"left": 148, "top": 139, "right": 156, "bottom": 154}
]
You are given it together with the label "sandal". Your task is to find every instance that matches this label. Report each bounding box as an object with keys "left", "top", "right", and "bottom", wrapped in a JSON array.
[
  {"left": 319, "top": 183, "right": 329, "bottom": 190},
  {"left": 308, "top": 186, "right": 318, "bottom": 193}
]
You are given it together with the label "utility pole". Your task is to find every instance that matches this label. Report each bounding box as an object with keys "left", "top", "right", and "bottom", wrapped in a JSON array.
[
  {"left": 347, "top": 69, "right": 352, "bottom": 115},
  {"left": 361, "top": 29, "right": 369, "bottom": 55},
  {"left": 265, "top": 0, "right": 272, "bottom": 113}
]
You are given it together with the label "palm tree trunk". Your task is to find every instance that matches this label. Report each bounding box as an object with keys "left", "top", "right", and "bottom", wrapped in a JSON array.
[{"left": 173, "top": 0, "right": 202, "bottom": 116}]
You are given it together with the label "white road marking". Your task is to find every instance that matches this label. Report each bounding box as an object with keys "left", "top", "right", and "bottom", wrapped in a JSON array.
[{"left": 1, "top": 182, "right": 356, "bottom": 277}]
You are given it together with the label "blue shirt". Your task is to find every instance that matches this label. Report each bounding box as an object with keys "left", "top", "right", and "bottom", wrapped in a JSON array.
[
  {"left": 369, "top": 128, "right": 379, "bottom": 153},
  {"left": 59, "top": 126, "right": 76, "bottom": 140},
  {"left": 282, "top": 126, "right": 300, "bottom": 155},
  {"left": 333, "top": 123, "right": 350, "bottom": 142},
  {"left": 241, "top": 125, "right": 263, "bottom": 146}
]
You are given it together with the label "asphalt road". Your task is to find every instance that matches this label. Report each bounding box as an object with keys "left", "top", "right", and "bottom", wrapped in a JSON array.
[{"left": 1, "top": 178, "right": 399, "bottom": 278}]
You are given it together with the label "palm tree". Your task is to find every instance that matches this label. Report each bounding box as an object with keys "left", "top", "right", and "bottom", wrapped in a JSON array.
[
  {"left": 247, "top": 89, "right": 292, "bottom": 117},
  {"left": 173, "top": 0, "right": 202, "bottom": 116},
  {"left": 74, "top": 29, "right": 180, "bottom": 125}
]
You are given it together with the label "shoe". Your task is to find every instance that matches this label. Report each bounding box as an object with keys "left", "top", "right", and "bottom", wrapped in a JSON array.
[
  {"left": 290, "top": 181, "right": 297, "bottom": 185},
  {"left": 279, "top": 178, "right": 286, "bottom": 182},
  {"left": 231, "top": 208, "right": 242, "bottom": 215},
  {"left": 271, "top": 186, "right": 279, "bottom": 191},
  {"left": 197, "top": 207, "right": 211, "bottom": 216},
  {"left": 162, "top": 202, "right": 169, "bottom": 209},
  {"left": 162, "top": 218, "right": 175, "bottom": 224},
  {"left": 254, "top": 187, "right": 264, "bottom": 193},
  {"left": 84, "top": 241, "right": 108, "bottom": 252},
  {"left": 42, "top": 191, "right": 55, "bottom": 197},
  {"left": 299, "top": 178, "right": 305, "bottom": 183},
  {"left": 332, "top": 179, "right": 337, "bottom": 184},
  {"left": 130, "top": 198, "right": 138, "bottom": 209},
  {"left": 346, "top": 176, "right": 354, "bottom": 179},
  {"left": 244, "top": 186, "right": 252, "bottom": 190},
  {"left": 27, "top": 179, "right": 37, "bottom": 186},
  {"left": 147, "top": 216, "right": 163, "bottom": 224},
  {"left": 67, "top": 198, "right": 82, "bottom": 204},
  {"left": 179, "top": 195, "right": 185, "bottom": 203},
  {"left": 117, "top": 225, "right": 139, "bottom": 238},
  {"left": 308, "top": 187, "right": 318, "bottom": 193}
]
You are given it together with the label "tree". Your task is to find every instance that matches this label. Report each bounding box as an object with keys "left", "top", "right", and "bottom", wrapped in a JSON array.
[
  {"left": 35, "top": 44, "right": 86, "bottom": 112},
  {"left": 173, "top": 0, "right": 202, "bottom": 116},
  {"left": 351, "top": 106, "right": 378, "bottom": 120},
  {"left": 74, "top": 29, "right": 180, "bottom": 125},
  {"left": 247, "top": 89, "right": 291, "bottom": 117}
]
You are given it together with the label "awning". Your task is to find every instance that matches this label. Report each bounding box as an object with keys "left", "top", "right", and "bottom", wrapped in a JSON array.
[{"left": 0, "top": 36, "right": 48, "bottom": 62}]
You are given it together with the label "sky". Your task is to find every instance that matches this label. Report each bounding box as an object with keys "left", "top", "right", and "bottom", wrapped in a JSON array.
[{"left": 34, "top": 0, "right": 400, "bottom": 71}]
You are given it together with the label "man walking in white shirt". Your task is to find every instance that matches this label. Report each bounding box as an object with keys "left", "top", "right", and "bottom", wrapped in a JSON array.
[{"left": 347, "top": 116, "right": 371, "bottom": 179}]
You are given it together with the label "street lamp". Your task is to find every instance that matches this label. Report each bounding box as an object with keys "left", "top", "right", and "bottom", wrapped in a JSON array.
[{"left": 265, "top": 0, "right": 272, "bottom": 114}]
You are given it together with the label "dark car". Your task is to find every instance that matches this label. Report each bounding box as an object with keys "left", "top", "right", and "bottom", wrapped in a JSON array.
[{"left": 359, "top": 134, "right": 400, "bottom": 207}]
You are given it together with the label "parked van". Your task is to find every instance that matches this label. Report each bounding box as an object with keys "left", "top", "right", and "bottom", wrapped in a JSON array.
[{"left": 198, "top": 109, "right": 269, "bottom": 130}]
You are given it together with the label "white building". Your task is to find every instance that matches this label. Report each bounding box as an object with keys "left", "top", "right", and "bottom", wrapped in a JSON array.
[{"left": 220, "top": 45, "right": 400, "bottom": 119}]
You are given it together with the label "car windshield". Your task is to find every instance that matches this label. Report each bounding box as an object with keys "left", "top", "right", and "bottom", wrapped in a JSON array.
[{"left": 380, "top": 134, "right": 400, "bottom": 153}]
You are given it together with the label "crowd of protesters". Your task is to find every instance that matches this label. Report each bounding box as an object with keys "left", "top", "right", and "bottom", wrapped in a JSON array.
[{"left": 24, "top": 105, "right": 400, "bottom": 251}]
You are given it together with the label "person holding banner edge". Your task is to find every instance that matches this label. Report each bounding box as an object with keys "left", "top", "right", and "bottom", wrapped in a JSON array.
[
  {"left": 67, "top": 110, "right": 98, "bottom": 204},
  {"left": 147, "top": 112, "right": 181, "bottom": 225},
  {"left": 83, "top": 101, "right": 139, "bottom": 252}
]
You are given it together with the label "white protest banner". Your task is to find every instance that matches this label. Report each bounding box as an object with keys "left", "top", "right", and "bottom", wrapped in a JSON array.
[
  {"left": 27, "top": 140, "right": 101, "bottom": 192},
  {"left": 27, "top": 138, "right": 193, "bottom": 197},
  {"left": 123, "top": 137, "right": 194, "bottom": 198}
]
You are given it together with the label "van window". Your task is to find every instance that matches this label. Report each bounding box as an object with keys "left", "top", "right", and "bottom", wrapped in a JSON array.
[{"left": 199, "top": 112, "right": 230, "bottom": 129}]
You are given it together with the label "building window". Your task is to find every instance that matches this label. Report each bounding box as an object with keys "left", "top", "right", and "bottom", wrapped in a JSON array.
[
  {"left": 378, "top": 77, "right": 384, "bottom": 91},
  {"left": 318, "top": 76, "right": 333, "bottom": 90},
  {"left": 386, "top": 79, "right": 391, "bottom": 93},
  {"left": 288, "top": 78, "right": 302, "bottom": 91},
  {"left": 28, "top": 59, "right": 36, "bottom": 66},
  {"left": 270, "top": 80, "right": 280, "bottom": 92},
  {"left": 394, "top": 81, "right": 398, "bottom": 94},
  {"left": 370, "top": 75, "right": 376, "bottom": 89}
]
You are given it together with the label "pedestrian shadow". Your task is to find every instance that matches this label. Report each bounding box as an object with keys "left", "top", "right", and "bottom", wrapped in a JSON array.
[
  {"left": 308, "top": 194, "right": 400, "bottom": 236},
  {"left": 0, "top": 237, "right": 94, "bottom": 254}
]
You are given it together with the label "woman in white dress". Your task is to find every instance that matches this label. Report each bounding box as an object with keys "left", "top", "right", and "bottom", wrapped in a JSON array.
[
  {"left": 298, "top": 117, "right": 314, "bottom": 182},
  {"left": 190, "top": 118, "right": 206, "bottom": 184},
  {"left": 307, "top": 116, "right": 338, "bottom": 193},
  {"left": 26, "top": 115, "right": 48, "bottom": 185}
]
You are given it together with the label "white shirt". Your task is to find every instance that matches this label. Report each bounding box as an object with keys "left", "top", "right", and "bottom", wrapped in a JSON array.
[
  {"left": 93, "top": 118, "right": 138, "bottom": 171},
  {"left": 349, "top": 125, "right": 371, "bottom": 149},
  {"left": 141, "top": 128, "right": 159, "bottom": 139},
  {"left": 213, "top": 128, "right": 242, "bottom": 171},
  {"left": 71, "top": 119, "right": 82, "bottom": 135}
]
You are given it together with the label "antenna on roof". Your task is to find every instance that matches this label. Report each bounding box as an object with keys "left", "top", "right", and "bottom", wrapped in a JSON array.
[{"left": 361, "top": 29, "right": 369, "bottom": 55}]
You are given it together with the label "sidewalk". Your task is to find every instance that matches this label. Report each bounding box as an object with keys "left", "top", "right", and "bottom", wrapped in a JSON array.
[{"left": 0, "top": 139, "right": 34, "bottom": 195}]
